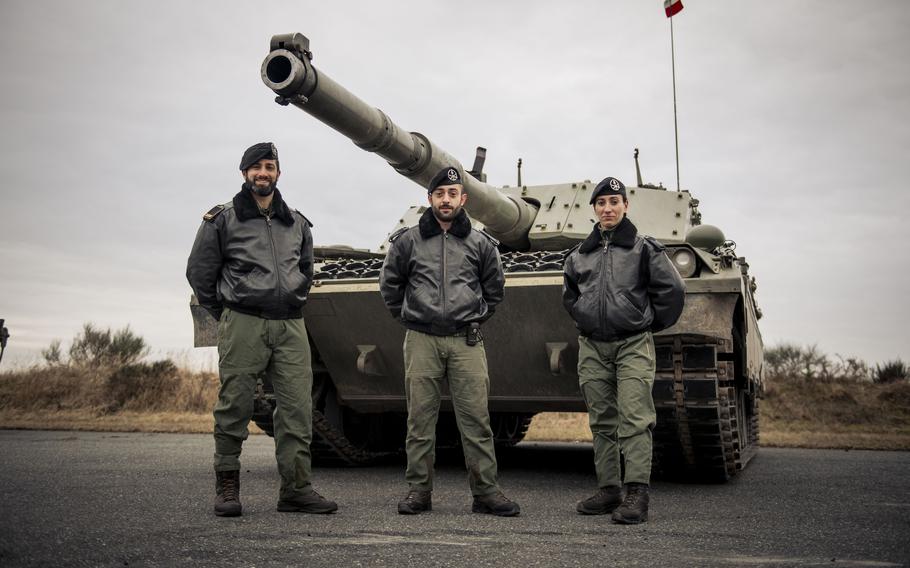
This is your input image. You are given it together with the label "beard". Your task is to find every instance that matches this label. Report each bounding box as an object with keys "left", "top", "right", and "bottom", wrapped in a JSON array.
[
  {"left": 432, "top": 203, "right": 462, "bottom": 222},
  {"left": 243, "top": 179, "right": 277, "bottom": 197}
]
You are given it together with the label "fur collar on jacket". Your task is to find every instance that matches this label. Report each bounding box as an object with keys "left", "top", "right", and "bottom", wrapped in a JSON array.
[
  {"left": 418, "top": 208, "right": 472, "bottom": 239},
  {"left": 578, "top": 216, "right": 637, "bottom": 254},
  {"left": 232, "top": 184, "right": 295, "bottom": 226}
]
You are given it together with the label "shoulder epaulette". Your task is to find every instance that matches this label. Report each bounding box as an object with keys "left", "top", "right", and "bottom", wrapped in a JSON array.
[
  {"left": 203, "top": 204, "right": 225, "bottom": 222},
  {"left": 294, "top": 210, "right": 314, "bottom": 228},
  {"left": 478, "top": 229, "right": 500, "bottom": 247},
  {"left": 388, "top": 226, "right": 410, "bottom": 243},
  {"left": 642, "top": 235, "right": 666, "bottom": 251}
]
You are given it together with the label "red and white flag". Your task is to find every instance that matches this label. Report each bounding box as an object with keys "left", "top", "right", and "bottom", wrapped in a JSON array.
[{"left": 664, "top": 0, "right": 684, "bottom": 17}]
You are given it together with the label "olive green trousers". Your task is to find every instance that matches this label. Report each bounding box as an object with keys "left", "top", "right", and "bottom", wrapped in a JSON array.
[
  {"left": 214, "top": 308, "right": 314, "bottom": 500},
  {"left": 403, "top": 329, "right": 499, "bottom": 496},
  {"left": 577, "top": 332, "right": 656, "bottom": 486}
]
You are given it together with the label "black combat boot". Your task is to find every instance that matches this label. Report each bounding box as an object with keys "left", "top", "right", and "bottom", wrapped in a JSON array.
[
  {"left": 276, "top": 489, "right": 338, "bottom": 514},
  {"left": 472, "top": 491, "right": 521, "bottom": 517},
  {"left": 214, "top": 470, "right": 242, "bottom": 517},
  {"left": 576, "top": 485, "right": 622, "bottom": 515},
  {"left": 397, "top": 489, "right": 432, "bottom": 515},
  {"left": 611, "top": 483, "right": 650, "bottom": 524}
]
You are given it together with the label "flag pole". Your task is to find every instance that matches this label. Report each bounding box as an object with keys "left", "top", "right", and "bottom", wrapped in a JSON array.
[{"left": 670, "top": 15, "right": 681, "bottom": 192}]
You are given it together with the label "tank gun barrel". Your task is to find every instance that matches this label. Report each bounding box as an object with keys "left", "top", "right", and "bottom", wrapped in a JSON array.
[{"left": 260, "top": 33, "right": 536, "bottom": 249}]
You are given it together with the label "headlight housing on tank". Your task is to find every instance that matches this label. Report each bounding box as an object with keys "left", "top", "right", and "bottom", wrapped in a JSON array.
[{"left": 669, "top": 247, "right": 698, "bottom": 278}]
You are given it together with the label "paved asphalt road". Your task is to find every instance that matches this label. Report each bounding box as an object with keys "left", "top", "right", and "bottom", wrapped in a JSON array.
[{"left": 0, "top": 430, "right": 908, "bottom": 567}]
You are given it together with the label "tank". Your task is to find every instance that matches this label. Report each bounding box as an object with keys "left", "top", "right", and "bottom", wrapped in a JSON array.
[{"left": 191, "top": 33, "right": 763, "bottom": 481}]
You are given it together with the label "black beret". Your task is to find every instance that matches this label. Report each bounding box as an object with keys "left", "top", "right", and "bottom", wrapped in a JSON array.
[
  {"left": 589, "top": 176, "right": 627, "bottom": 204},
  {"left": 427, "top": 167, "right": 463, "bottom": 193},
  {"left": 239, "top": 142, "right": 280, "bottom": 171}
]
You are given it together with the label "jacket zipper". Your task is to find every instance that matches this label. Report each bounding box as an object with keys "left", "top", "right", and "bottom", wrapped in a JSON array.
[
  {"left": 265, "top": 214, "right": 282, "bottom": 299},
  {"left": 441, "top": 231, "right": 448, "bottom": 323},
  {"left": 600, "top": 238, "right": 609, "bottom": 331}
]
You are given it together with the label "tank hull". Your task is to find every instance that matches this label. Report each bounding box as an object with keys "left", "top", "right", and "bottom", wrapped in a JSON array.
[{"left": 192, "top": 256, "right": 761, "bottom": 480}]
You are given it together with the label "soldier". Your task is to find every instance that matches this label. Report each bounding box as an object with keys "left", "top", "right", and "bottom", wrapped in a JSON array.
[
  {"left": 186, "top": 142, "right": 337, "bottom": 517},
  {"left": 563, "top": 176, "right": 685, "bottom": 524},
  {"left": 380, "top": 166, "right": 520, "bottom": 517}
]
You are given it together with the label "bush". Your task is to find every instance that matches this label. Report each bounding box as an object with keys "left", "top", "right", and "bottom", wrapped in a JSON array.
[
  {"left": 104, "top": 359, "right": 179, "bottom": 412},
  {"left": 41, "top": 340, "right": 64, "bottom": 366},
  {"left": 69, "top": 324, "right": 148, "bottom": 368},
  {"left": 765, "top": 343, "right": 871, "bottom": 383},
  {"left": 874, "top": 360, "right": 908, "bottom": 384}
]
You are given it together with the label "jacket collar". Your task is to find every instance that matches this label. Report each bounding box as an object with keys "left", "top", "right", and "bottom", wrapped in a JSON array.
[
  {"left": 418, "top": 208, "right": 472, "bottom": 239},
  {"left": 578, "top": 216, "right": 637, "bottom": 253},
  {"left": 232, "top": 185, "right": 295, "bottom": 225}
]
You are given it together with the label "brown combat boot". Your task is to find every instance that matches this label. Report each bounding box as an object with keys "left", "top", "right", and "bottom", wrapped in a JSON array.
[
  {"left": 214, "top": 470, "right": 242, "bottom": 517},
  {"left": 611, "top": 483, "right": 650, "bottom": 524},
  {"left": 472, "top": 491, "right": 520, "bottom": 517},
  {"left": 576, "top": 485, "right": 622, "bottom": 515},
  {"left": 276, "top": 489, "right": 338, "bottom": 514},
  {"left": 398, "top": 489, "right": 432, "bottom": 515}
]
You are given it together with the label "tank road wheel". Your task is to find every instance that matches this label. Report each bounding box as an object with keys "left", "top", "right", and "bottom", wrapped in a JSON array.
[
  {"left": 251, "top": 374, "right": 276, "bottom": 438},
  {"left": 491, "top": 413, "right": 535, "bottom": 447},
  {"left": 310, "top": 373, "right": 403, "bottom": 466}
]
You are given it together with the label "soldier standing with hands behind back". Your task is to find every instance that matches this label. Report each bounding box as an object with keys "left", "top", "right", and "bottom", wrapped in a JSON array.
[
  {"left": 380, "top": 166, "right": 520, "bottom": 517},
  {"left": 563, "top": 176, "right": 685, "bottom": 524},
  {"left": 187, "top": 142, "right": 337, "bottom": 517}
]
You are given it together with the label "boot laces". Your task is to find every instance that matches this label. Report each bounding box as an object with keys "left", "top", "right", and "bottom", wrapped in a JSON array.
[
  {"left": 404, "top": 490, "right": 426, "bottom": 504},
  {"left": 222, "top": 476, "right": 238, "bottom": 501},
  {"left": 484, "top": 491, "right": 512, "bottom": 506},
  {"left": 622, "top": 486, "right": 642, "bottom": 507}
]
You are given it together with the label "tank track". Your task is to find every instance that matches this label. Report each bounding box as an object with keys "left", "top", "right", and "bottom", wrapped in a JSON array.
[
  {"left": 309, "top": 409, "right": 394, "bottom": 466},
  {"left": 251, "top": 391, "right": 394, "bottom": 466},
  {"left": 311, "top": 250, "right": 759, "bottom": 479},
  {"left": 652, "top": 342, "right": 760, "bottom": 482}
]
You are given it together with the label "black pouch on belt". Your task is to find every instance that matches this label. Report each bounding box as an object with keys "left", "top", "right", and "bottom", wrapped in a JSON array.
[{"left": 466, "top": 322, "right": 482, "bottom": 346}]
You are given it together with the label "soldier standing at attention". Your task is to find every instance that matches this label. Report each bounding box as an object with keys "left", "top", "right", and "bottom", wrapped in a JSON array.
[
  {"left": 380, "top": 166, "right": 520, "bottom": 517},
  {"left": 563, "top": 176, "right": 685, "bottom": 524},
  {"left": 186, "top": 142, "right": 337, "bottom": 517}
]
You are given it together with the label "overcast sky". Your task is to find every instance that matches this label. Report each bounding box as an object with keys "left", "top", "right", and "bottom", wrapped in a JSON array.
[{"left": 1, "top": 0, "right": 908, "bottom": 368}]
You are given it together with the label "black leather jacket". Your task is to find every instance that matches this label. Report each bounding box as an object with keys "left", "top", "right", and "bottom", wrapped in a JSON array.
[
  {"left": 563, "top": 217, "right": 685, "bottom": 341},
  {"left": 380, "top": 209, "right": 504, "bottom": 336},
  {"left": 186, "top": 187, "right": 314, "bottom": 320}
]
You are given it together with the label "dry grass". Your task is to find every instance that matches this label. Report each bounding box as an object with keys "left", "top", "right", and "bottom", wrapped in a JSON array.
[
  {"left": 0, "top": 409, "right": 216, "bottom": 433},
  {"left": 759, "top": 375, "right": 910, "bottom": 449},
  {"left": 1, "top": 362, "right": 909, "bottom": 450},
  {"left": 525, "top": 412, "right": 592, "bottom": 442},
  {"left": 0, "top": 361, "right": 252, "bottom": 434},
  {"left": 0, "top": 362, "right": 219, "bottom": 414}
]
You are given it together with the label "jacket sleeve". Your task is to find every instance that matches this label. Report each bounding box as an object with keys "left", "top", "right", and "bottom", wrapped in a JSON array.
[
  {"left": 379, "top": 235, "right": 410, "bottom": 319},
  {"left": 646, "top": 243, "right": 686, "bottom": 332},
  {"left": 562, "top": 253, "right": 580, "bottom": 317},
  {"left": 299, "top": 222, "right": 315, "bottom": 298},
  {"left": 186, "top": 220, "right": 224, "bottom": 321},
  {"left": 479, "top": 241, "right": 505, "bottom": 314}
]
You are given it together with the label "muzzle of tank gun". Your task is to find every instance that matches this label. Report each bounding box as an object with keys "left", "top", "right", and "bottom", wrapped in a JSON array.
[
  {"left": 261, "top": 34, "right": 317, "bottom": 104},
  {"left": 259, "top": 33, "right": 536, "bottom": 250}
]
